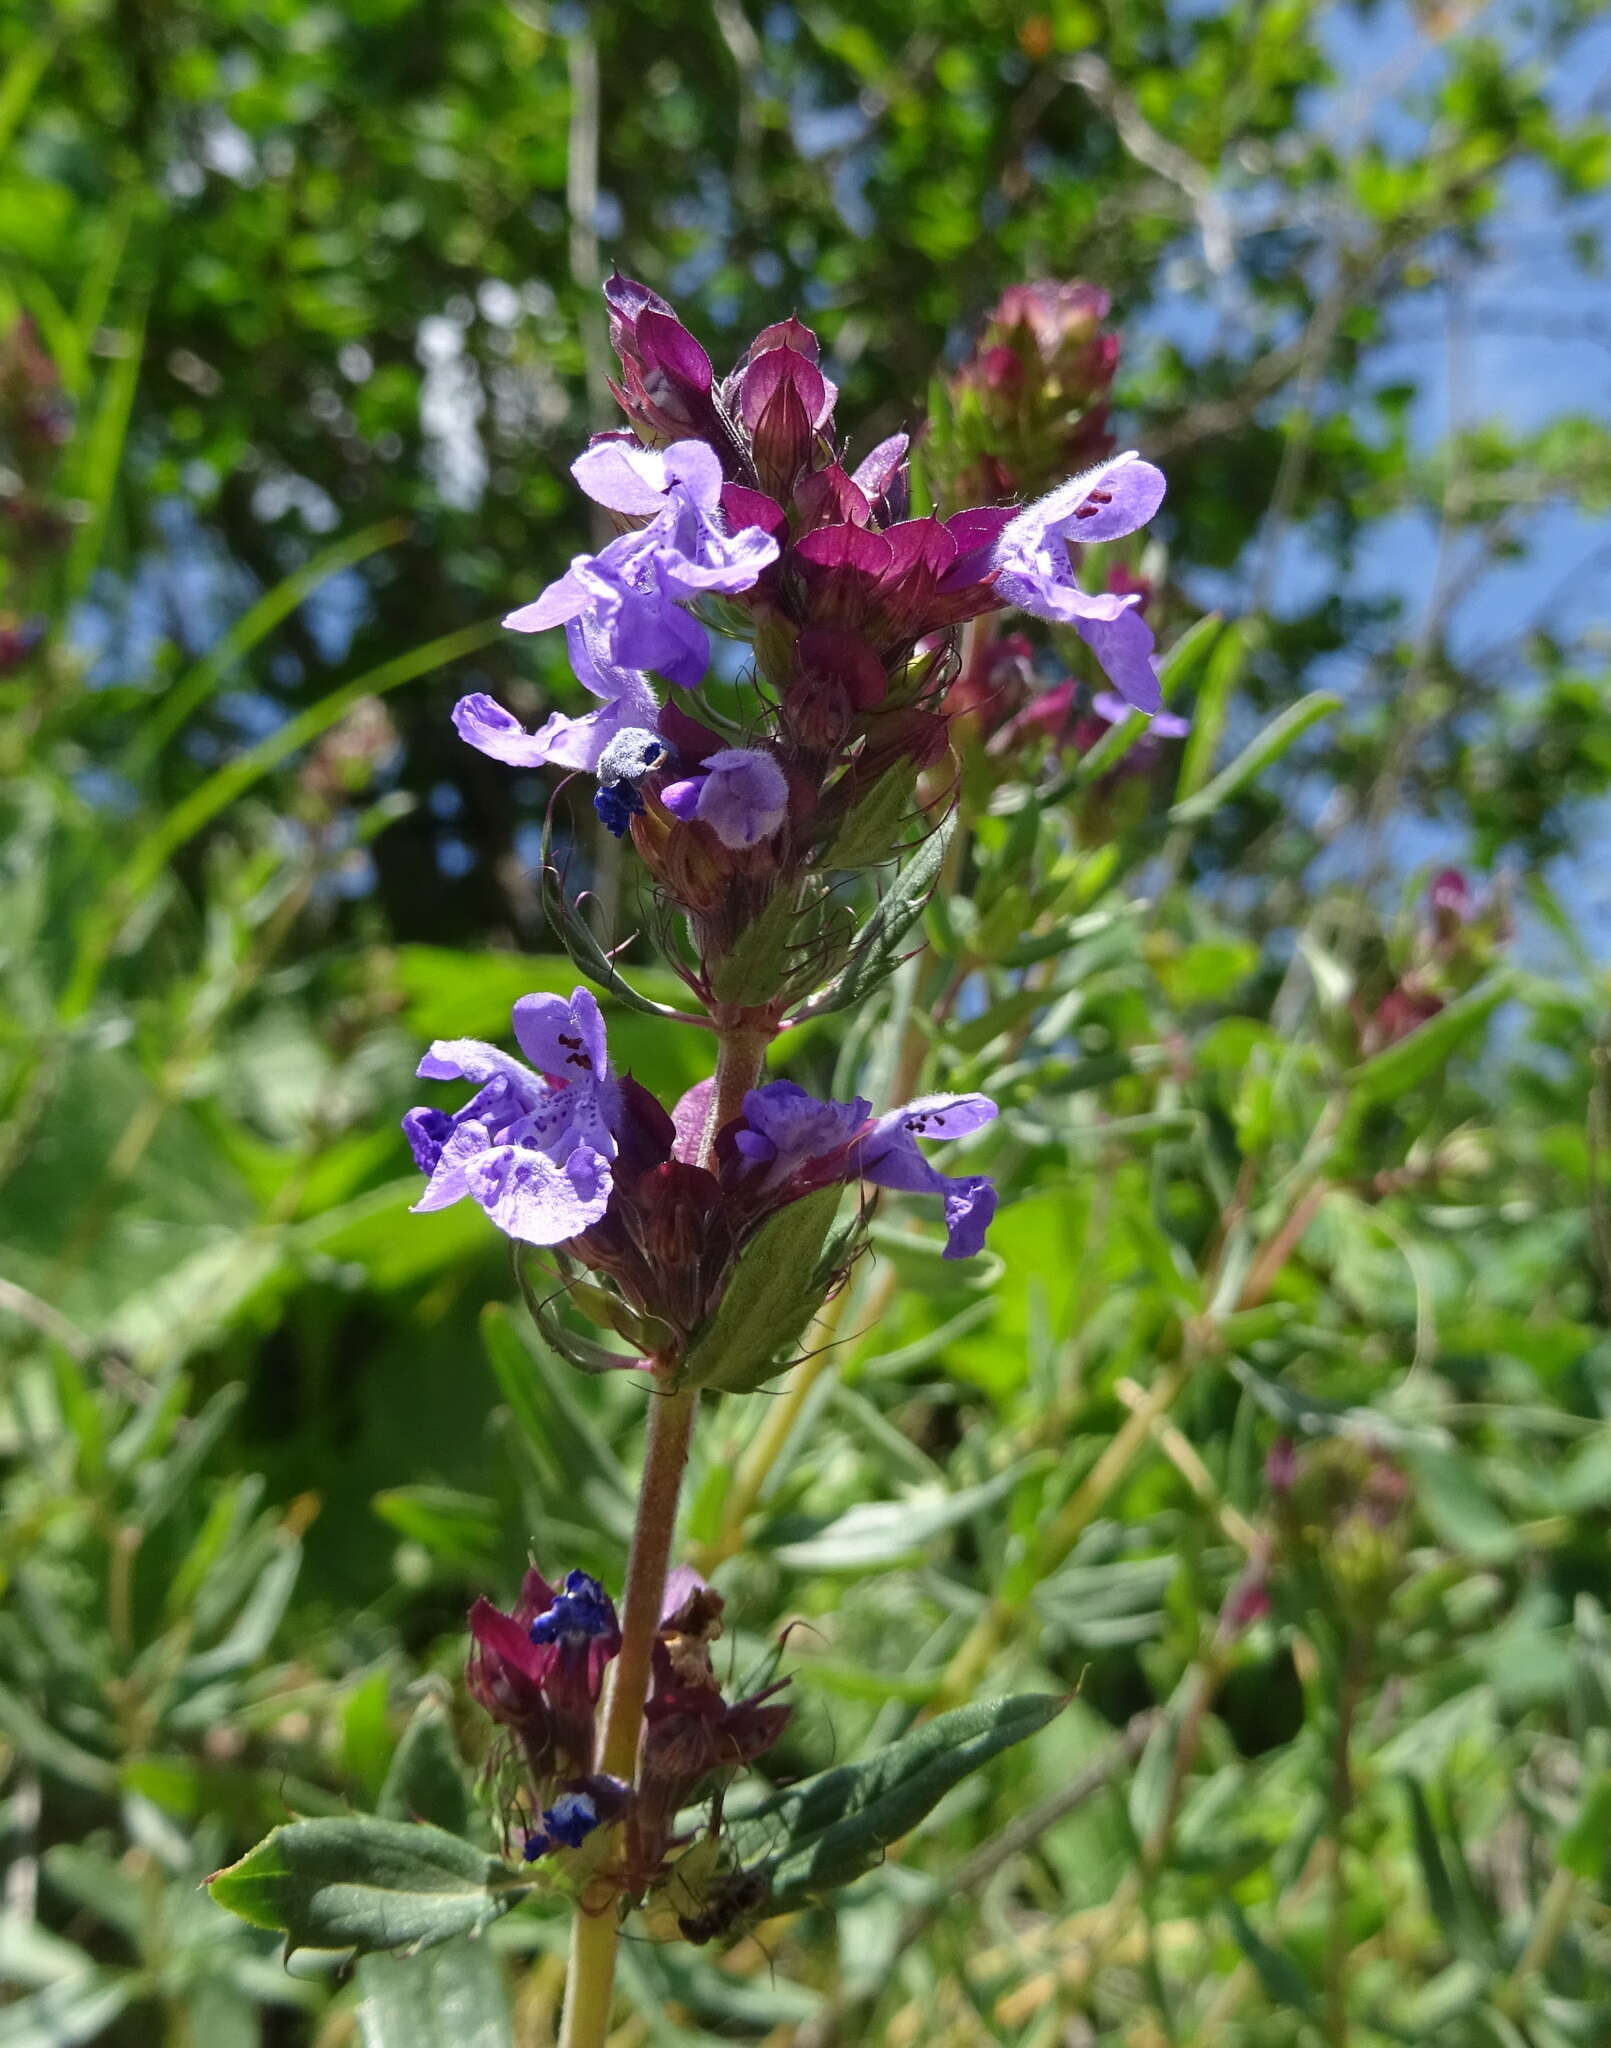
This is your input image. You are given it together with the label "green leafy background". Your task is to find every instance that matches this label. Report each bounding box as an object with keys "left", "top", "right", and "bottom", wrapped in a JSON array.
[{"left": 2, "top": 0, "right": 1610, "bottom": 2040}]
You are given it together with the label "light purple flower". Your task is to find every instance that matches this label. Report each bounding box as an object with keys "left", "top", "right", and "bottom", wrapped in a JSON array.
[
  {"left": 992, "top": 451, "right": 1167, "bottom": 712},
  {"left": 453, "top": 615, "right": 663, "bottom": 775},
  {"left": 734, "top": 1079, "right": 999, "bottom": 1258},
  {"left": 502, "top": 439, "right": 780, "bottom": 687},
  {"left": 660, "top": 746, "right": 789, "bottom": 849},
  {"left": 403, "top": 989, "right": 622, "bottom": 1246}
]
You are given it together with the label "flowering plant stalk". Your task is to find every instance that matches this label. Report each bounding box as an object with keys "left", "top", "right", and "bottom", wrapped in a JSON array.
[{"left": 209, "top": 275, "right": 1172, "bottom": 2043}]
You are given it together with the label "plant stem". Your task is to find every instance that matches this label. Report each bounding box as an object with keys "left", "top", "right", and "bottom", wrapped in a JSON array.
[
  {"left": 701, "top": 1011, "right": 772, "bottom": 1160},
  {"left": 558, "top": 1904, "right": 620, "bottom": 2048},
  {"left": 1324, "top": 1638, "right": 1364, "bottom": 2048},
  {"left": 557, "top": 1020, "right": 767, "bottom": 2048},
  {"left": 557, "top": 1379, "right": 696, "bottom": 2048}
]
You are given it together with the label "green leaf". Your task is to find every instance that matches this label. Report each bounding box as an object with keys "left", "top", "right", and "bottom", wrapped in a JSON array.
[
  {"left": 1174, "top": 617, "right": 1248, "bottom": 803},
  {"left": 822, "top": 762, "right": 923, "bottom": 867},
  {"left": 355, "top": 1941, "right": 515, "bottom": 2048},
  {"left": 1168, "top": 690, "right": 1340, "bottom": 825},
  {"left": 372, "top": 1487, "right": 500, "bottom": 1573},
  {"left": 0, "top": 1972, "right": 136, "bottom": 2048},
  {"left": 208, "top": 1817, "right": 523, "bottom": 1959},
  {"left": 1345, "top": 973, "right": 1514, "bottom": 1103},
  {"left": 737, "top": 1693, "right": 1064, "bottom": 1913},
  {"left": 1404, "top": 1448, "right": 1519, "bottom": 1562},
  {"left": 1223, "top": 1900, "right": 1317, "bottom": 2018},
  {"left": 708, "top": 884, "right": 806, "bottom": 1005},
  {"left": 769, "top": 1460, "right": 1034, "bottom": 1570},
  {"left": 537, "top": 806, "right": 692, "bottom": 1019},
  {"left": 62, "top": 620, "right": 504, "bottom": 1020},
  {"left": 479, "top": 1301, "right": 632, "bottom": 1533},
  {"left": 1401, "top": 1780, "right": 1498, "bottom": 1965},
  {"left": 130, "top": 517, "right": 409, "bottom": 769},
  {"left": 1558, "top": 1770, "right": 1611, "bottom": 1882},
  {"left": 679, "top": 1187, "right": 845, "bottom": 1394},
  {"left": 376, "top": 1696, "right": 475, "bottom": 1839},
  {"left": 794, "top": 813, "right": 955, "bottom": 1019}
]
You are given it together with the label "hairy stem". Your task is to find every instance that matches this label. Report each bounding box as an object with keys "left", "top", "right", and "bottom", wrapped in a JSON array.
[
  {"left": 558, "top": 1021, "right": 767, "bottom": 2048},
  {"left": 701, "top": 1012, "right": 772, "bottom": 1159},
  {"left": 557, "top": 1380, "right": 696, "bottom": 2048}
]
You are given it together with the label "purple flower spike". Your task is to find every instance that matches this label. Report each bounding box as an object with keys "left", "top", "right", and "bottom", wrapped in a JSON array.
[
  {"left": 503, "top": 439, "right": 779, "bottom": 687},
  {"left": 662, "top": 747, "right": 789, "bottom": 850},
  {"left": 992, "top": 452, "right": 1168, "bottom": 711},
  {"left": 403, "top": 989, "right": 622, "bottom": 1247},
  {"left": 455, "top": 617, "right": 663, "bottom": 775}
]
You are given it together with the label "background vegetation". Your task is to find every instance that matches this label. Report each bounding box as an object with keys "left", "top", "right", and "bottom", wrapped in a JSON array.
[{"left": 3, "top": 0, "right": 1611, "bottom": 2041}]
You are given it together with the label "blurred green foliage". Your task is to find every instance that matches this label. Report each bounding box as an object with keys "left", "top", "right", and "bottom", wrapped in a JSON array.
[{"left": 3, "top": 0, "right": 1611, "bottom": 2040}]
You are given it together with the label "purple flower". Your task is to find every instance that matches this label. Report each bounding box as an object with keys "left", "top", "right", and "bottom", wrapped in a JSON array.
[
  {"left": 660, "top": 746, "right": 789, "bottom": 849},
  {"left": 403, "top": 988, "right": 622, "bottom": 1246},
  {"left": 454, "top": 614, "right": 663, "bottom": 775},
  {"left": 992, "top": 452, "right": 1168, "bottom": 712},
  {"left": 502, "top": 439, "right": 779, "bottom": 686},
  {"left": 522, "top": 1781, "right": 629, "bottom": 1860},
  {"left": 733, "top": 1079, "right": 999, "bottom": 1258}
]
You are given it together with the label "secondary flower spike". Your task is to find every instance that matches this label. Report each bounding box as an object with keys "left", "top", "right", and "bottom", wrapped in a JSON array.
[{"left": 992, "top": 452, "right": 1168, "bottom": 711}]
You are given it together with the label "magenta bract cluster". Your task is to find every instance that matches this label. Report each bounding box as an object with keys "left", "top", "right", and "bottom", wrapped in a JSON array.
[{"left": 467, "top": 1561, "right": 788, "bottom": 1885}]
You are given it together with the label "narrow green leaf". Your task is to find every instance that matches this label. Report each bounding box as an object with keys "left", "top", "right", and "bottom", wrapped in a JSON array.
[
  {"left": 1402, "top": 1779, "right": 1498, "bottom": 1965},
  {"left": 1223, "top": 1900, "right": 1318, "bottom": 2018},
  {"left": 679, "top": 1187, "right": 845, "bottom": 1394},
  {"left": 1404, "top": 1448, "right": 1519, "bottom": 1562},
  {"left": 61, "top": 304, "right": 148, "bottom": 605},
  {"left": 769, "top": 1461, "right": 1035, "bottom": 1571},
  {"left": 0, "top": 1678, "right": 116, "bottom": 1792},
  {"left": 537, "top": 805, "right": 692, "bottom": 1019},
  {"left": 794, "top": 812, "right": 955, "bottom": 1019},
  {"left": 372, "top": 1486, "right": 500, "bottom": 1572},
  {"left": 738, "top": 1693, "right": 1065, "bottom": 1913},
  {"left": 1174, "top": 617, "right": 1248, "bottom": 803},
  {"left": 208, "top": 1817, "right": 522, "bottom": 1958},
  {"left": 62, "top": 620, "right": 504, "bottom": 1020},
  {"left": 480, "top": 1300, "right": 631, "bottom": 1515},
  {"left": 182, "top": 1540, "right": 301, "bottom": 1679},
  {"left": 129, "top": 517, "right": 410, "bottom": 769},
  {"left": 0, "top": 33, "right": 57, "bottom": 160},
  {"left": 0, "top": 1972, "right": 135, "bottom": 2048},
  {"left": 1168, "top": 690, "right": 1340, "bottom": 825},
  {"left": 1345, "top": 973, "right": 1514, "bottom": 1104}
]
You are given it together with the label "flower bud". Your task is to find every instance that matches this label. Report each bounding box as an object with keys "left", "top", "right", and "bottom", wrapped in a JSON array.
[
  {"left": 932, "top": 278, "right": 1119, "bottom": 506},
  {"left": 740, "top": 347, "right": 826, "bottom": 502},
  {"left": 602, "top": 273, "right": 734, "bottom": 457}
]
